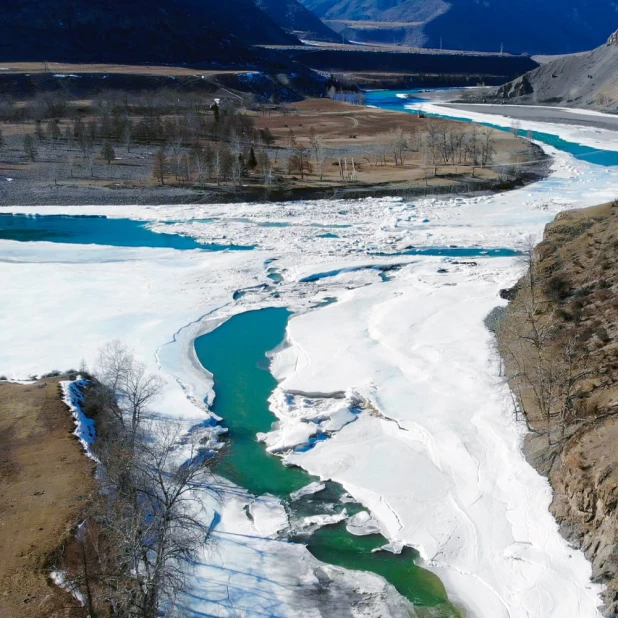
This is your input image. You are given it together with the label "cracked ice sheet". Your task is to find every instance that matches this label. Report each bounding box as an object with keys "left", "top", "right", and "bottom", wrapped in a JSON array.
[
  {"left": 182, "top": 479, "right": 415, "bottom": 618},
  {"left": 273, "top": 258, "right": 604, "bottom": 618},
  {"left": 0, "top": 239, "right": 416, "bottom": 618},
  {"left": 0, "top": 240, "right": 269, "bottom": 420}
]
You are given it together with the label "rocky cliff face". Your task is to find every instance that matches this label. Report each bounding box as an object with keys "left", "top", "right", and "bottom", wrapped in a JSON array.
[
  {"left": 496, "top": 75, "right": 533, "bottom": 99},
  {"left": 498, "top": 202, "right": 618, "bottom": 616},
  {"left": 490, "top": 28, "right": 618, "bottom": 111}
]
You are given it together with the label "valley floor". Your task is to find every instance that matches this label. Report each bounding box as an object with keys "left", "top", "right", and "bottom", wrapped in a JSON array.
[{"left": 0, "top": 100, "right": 617, "bottom": 617}]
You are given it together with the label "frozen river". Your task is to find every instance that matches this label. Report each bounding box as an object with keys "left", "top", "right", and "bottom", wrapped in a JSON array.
[{"left": 1, "top": 94, "right": 617, "bottom": 617}]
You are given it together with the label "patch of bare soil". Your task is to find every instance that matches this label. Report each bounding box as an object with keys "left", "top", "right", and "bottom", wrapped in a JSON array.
[
  {"left": 0, "top": 62, "right": 246, "bottom": 76},
  {"left": 0, "top": 378, "right": 94, "bottom": 618}
]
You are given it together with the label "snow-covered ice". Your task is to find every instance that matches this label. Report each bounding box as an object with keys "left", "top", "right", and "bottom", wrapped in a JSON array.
[
  {"left": 290, "top": 481, "right": 327, "bottom": 501},
  {"left": 60, "top": 377, "right": 98, "bottom": 461},
  {"left": 347, "top": 511, "right": 383, "bottom": 536}
]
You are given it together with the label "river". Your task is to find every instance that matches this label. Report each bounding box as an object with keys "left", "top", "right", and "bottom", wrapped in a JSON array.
[{"left": 0, "top": 91, "right": 616, "bottom": 617}]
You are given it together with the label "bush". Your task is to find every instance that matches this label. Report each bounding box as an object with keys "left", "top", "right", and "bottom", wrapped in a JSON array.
[
  {"left": 596, "top": 327, "right": 611, "bottom": 344},
  {"left": 545, "top": 273, "right": 571, "bottom": 302}
]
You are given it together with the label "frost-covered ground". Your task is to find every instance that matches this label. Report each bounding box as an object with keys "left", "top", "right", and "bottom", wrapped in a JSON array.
[{"left": 1, "top": 109, "right": 617, "bottom": 617}]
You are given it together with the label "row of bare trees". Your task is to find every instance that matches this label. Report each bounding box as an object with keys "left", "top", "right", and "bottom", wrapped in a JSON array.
[
  {"left": 67, "top": 341, "right": 214, "bottom": 618},
  {"left": 24, "top": 103, "right": 256, "bottom": 151},
  {"left": 377, "top": 123, "right": 497, "bottom": 170},
  {"left": 0, "top": 89, "right": 249, "bottom": 123},
  {"left": 497, "top": 240, "right": 594, "bottom": 445},
  {"left": 152, "top": 141, "right": 274, "bottom": 187}
]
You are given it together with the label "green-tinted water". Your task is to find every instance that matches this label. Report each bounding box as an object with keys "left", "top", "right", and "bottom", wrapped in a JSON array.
[
  {"left": 194, "top": 307, "right": 461, "bottom": 615},
  {"left": 195, "top": 308, "right": 310, "bottom": 496}
]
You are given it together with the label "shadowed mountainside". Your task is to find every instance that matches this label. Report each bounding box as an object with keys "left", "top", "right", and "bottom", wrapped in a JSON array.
[
  {"left": 257, "top": 0, "right": 341, "bottom": 42},
  {"left": 0, "top": 0, "right": 299, "bottom": 65}
]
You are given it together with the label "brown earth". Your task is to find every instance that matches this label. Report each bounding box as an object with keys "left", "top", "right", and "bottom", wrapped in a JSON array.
[
  {"left": 0, "top": 378, "right": 95, "bottom": 618},
  {"left": 258, "top": 98, "right": 531, "bottom": 191},
  {"left": 0, "top": 62, "right": 250, "bottom": 76},
  {"left": 498, "top": 201, "right": 618, "bottom": 616}
]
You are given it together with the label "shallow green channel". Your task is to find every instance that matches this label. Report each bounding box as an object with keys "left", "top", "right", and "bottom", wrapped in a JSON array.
[{"left": 194, "top": 307, "right": 462, "bottom": 616}]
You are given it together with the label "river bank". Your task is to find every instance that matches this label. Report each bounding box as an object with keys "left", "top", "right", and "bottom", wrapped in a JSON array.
[
  {"left": 0, "top": 377, "right": 95, "bottom": 618},
  {"left": 443, "top": 103, "right": 618, "bottom": 133},
  {"left": 0, "top": 97, "right": 547, "bottom": 206},
  {"left": 0, "top": 96, "right": 617, "bottom": 617},
  {"left": 497, "top": 202, "right": 618, "bottom": 616}
]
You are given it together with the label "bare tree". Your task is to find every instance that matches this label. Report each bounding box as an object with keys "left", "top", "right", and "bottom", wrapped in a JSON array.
[
  {"left": 67, "top": 153, "right": 75, "bottom": 179},
  {"left": 74, "top": 342, "right": 216, "bottom": 618},
  {"left": 83, "top": 139, "right": 96, "bottom": 178},
  {"left": 257, "top": 149, "right": 273, "bottom": 185},
  {"left": 23, "top": 134, "right": 37, "bottom": 162},
  {"left": 170, "top": 137, "right": 184, "bottom": 181},
  {"left": 191, "top": 142, "right": 206, "bottom": 185},
  {"left": 101, "top": 140, "right": 116, "bottom": 165},
  {"left": 152, "top": 148, "right": 167, "bottom": 185},
  {"left": 95, "top": 340, "right": 164, "bottom": 443},
  {"left": 123, "top": 120, "right": 133, "bottom": 153},
  {"left": 467, "top": 124, "right": 480, "bottom": 167},
  {"left": 480, "top": 128, "right": 496, "bottom": 167},
  {"left": 389, "top": 127, "right": 407, "bottom": 166},
  {"left": 288, "top": 143, "right": 312, "bottom": 179}
]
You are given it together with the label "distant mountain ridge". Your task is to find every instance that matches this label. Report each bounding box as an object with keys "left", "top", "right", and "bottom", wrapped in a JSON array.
[
  {"left": 256, "top": 0, "right": 341, "bottom": 42},
  {"left": 300, "top": 0, "right": 618, "bottom": 55},
  {"left": 0, "top": 0, "right": 300, "bottom": 65}
]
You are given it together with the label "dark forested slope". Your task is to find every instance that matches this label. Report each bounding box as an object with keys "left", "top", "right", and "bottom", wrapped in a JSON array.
[{"left": 0, "top": 0, "right": 300, "bottom": 65}]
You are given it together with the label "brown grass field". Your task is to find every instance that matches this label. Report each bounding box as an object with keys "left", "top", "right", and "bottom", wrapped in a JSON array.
[{"left": 0, "top": 378, "right": 94, "bottom": 618}]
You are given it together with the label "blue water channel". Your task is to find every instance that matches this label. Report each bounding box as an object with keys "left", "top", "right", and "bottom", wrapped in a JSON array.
[
  {"left": 366, "top": 89, "right": 618, "bottom": 167},
  {"left": 0, "top": 213, "right": 254, "bottom": 251}
]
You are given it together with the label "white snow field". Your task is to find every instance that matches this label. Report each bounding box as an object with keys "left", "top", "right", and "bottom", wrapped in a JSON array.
[{"left": 1, "top": 108, "right": 617, "bottom": 617}]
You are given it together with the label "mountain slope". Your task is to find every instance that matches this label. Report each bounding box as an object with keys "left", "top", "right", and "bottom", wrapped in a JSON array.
[
  {"left": 301, "top": 0, "right": 618, "bottom": 55},
  {"left": 494, "top": 31, "right": 618, "bottom": 111},
  {"left": 0, "top": 0, "right": 300, "bottom": 65},
  {"left": 257, "top": 0, "right": 341, "bottom": 42}
]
